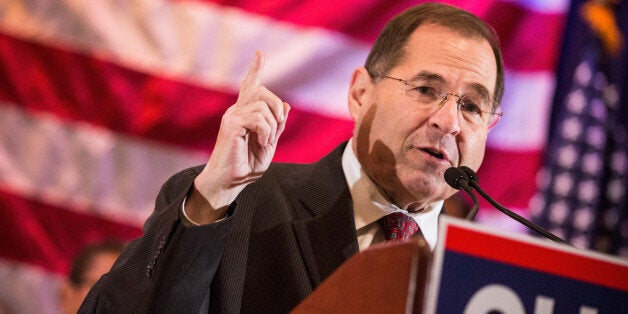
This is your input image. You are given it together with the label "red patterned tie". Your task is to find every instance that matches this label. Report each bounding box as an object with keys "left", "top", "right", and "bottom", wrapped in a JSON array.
[{"left": 378, "top": 212, "right": 420, "bottom": 242}]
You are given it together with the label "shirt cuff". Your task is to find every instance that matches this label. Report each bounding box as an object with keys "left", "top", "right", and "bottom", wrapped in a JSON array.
[
  {"left": 181, "top": 195, "right": 229, "bottom": 226},
  {"left": 181, "top": 196, "right": 201, "bottom": 226}
]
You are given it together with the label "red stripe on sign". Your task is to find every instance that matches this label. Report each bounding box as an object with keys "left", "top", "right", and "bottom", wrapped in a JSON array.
[
  {"left": 0, "top": 188, "right": 142, "bottom": 275},
  {"left": 445, "top": 224, "right": 628, "bottom": 292},
  {"left": 484, "top": 1, "right": 566, "bottom": 72},
  {"left": 477, "top": 148, "right": 543, "bottom": 209},
  {"left": 0, "top": 33, "right": 353, "bottom": 163}
]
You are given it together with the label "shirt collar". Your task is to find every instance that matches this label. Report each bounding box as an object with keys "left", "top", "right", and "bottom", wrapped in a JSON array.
[{"left": 341, "top": 139, "right": 443, "bottom": 249}]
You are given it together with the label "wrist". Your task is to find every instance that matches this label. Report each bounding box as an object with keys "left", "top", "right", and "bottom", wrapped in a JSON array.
[{"left": 185, "top": 185, "right": 230, "bottom": 225}]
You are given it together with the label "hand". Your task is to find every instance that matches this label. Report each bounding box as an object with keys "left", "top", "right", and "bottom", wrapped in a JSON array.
[{"left": 187, "top": 51, "right": 290, "bottom": 224}]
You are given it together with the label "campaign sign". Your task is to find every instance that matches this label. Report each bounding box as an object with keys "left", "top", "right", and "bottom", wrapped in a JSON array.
[{"left": 424, "top": 217, "right": 628, "bottom": 314}]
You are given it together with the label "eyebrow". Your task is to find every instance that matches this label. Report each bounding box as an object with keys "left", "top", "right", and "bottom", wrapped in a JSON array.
[
  {"left": 409, "top": 71, "right": 445, "bottom": 84},
  {"left": 469, "top": 82, "right": 492, "bottom": 103},
  {"left": 409, "top": 70, "right": 492, "bottom": 102}
]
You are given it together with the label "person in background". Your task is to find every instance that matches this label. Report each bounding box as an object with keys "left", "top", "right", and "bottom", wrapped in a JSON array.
[
  {"left": 59, "top": 240, "right": 125, "bottom": 314},
  {"left": 81, "top": 2, "right": 504, "bottom": 312}
]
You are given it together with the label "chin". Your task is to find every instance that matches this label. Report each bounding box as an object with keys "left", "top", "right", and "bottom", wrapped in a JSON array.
[{"left": 403, "top": 176, "right": 446, "bottom": 201}]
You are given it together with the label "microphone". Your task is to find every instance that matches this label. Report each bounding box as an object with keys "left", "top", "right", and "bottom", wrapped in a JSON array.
[
  {"left": 456, "top": 166, "right": 571, "bottom": 246},
  {"left": 444, "top": 167, "right": 480, "bottom": 221},
  {"left": 459, "top": 165, "right": 478, "bottom": 186}
]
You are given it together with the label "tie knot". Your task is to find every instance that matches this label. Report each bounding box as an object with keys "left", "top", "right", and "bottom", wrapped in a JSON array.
[{"left": 378, "top": 212, "right": 420, "bottom": 242}]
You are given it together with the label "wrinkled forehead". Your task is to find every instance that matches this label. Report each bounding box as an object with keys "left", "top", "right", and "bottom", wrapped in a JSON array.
[{"left": 399, "top": 24, "right": 497, "bottom": 98}]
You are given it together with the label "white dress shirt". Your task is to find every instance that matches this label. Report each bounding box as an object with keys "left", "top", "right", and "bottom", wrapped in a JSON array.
[{"left": 341, "top": 139, "right": 443, "bottom": 251}]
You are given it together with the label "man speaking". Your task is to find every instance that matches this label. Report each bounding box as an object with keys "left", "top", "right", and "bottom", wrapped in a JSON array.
[{"left": 80, "top": 2, "right": 504, "bottom": 312}]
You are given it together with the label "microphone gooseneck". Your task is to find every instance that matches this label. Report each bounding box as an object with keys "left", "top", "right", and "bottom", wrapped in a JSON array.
[
  {"left": 455, "top": 166, "right": 572, "bottom": 246},
  {"left": 457, "top": 166, "right": 481, "bottom": 220},
  {"left": 444, "top": 167, "right": 480, "bottom": 221}
]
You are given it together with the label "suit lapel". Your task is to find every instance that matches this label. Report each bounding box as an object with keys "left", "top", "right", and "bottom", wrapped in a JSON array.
[
  {"left": 212, "top": 143, "right": 359, "bottom": 312},
  {"left": 293, "top": 143, "right": 359, "bottom": 286}
]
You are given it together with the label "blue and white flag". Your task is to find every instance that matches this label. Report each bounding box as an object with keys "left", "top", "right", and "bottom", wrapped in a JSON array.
[{"left": 531, "top": 0, "right": 627, "bottom": 257}]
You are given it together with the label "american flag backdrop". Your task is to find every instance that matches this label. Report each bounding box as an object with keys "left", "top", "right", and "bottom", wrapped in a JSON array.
[
  {"left": 530, "top": 0, "right": 628, "bottom": 256},
  {"left": 0, "top": 0, "right": 615, "bottom": 312}
]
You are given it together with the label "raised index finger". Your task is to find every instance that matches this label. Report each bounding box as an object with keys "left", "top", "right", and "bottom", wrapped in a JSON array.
[{"left": 241, "top": 51, "right": 264, "bottom": 88}]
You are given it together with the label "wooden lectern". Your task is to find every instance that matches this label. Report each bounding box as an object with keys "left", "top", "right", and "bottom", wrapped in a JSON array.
[
  {"left": 294, "top": 217, "right": 628, "bottom": 313},
  {"left": 292, "top": 238, "right": 432, "bottom": 314}
]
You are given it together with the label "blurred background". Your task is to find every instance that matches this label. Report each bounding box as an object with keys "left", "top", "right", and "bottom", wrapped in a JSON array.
[{"left": 0, "top": 0, "right": 626, "bottom": 312}]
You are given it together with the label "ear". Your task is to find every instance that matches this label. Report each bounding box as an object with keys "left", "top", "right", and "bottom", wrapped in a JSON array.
[{"left": 347, "top": 67, "right": 373, "bottom": 122}]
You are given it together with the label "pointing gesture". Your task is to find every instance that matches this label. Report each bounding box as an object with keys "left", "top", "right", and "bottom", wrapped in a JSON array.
[{"left": 187, "top": 51, "right": 291, "bottom": 224}]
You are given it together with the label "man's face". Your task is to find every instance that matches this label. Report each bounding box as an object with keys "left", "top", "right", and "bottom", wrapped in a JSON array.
[{"left": 348, "top": 23, "right": 497, "bottom": 211}]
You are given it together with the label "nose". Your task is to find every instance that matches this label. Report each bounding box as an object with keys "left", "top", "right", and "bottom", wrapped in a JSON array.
[{"left": 430, "top": 93, "right": 461, "bottom": 136}]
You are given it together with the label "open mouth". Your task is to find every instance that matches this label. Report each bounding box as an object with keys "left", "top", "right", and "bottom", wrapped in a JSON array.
[{"left": 421, "top": 148, "right": 444, "bottom": 159}]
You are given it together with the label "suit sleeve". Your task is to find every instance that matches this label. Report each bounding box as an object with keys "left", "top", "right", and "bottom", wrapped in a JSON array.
[{"left": 78, "top": 166, "right": 234, "bottom": 313}]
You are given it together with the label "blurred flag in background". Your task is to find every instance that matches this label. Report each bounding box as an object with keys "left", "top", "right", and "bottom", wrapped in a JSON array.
[
  {"left": 0, "top": 0, "right": 588, "bottom": 312},
  {"left": 531, "top": 0, "right": 627, "bottom": 256}
]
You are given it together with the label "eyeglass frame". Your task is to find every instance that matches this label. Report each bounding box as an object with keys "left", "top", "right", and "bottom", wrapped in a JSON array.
[{"left": 376, "top": 74, "right": 503, "bottom": 129}]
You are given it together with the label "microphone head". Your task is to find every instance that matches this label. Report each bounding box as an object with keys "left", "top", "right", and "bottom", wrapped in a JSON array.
[
  {"left": 458, "top": 166, "right": 479, "bottom": 185},
  {"left": 444, "top": 167, "right": 469, "bottom": 190}
]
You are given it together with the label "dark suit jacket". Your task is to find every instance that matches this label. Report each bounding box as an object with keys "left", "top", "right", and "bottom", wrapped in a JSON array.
[{"left": 80, "top": 142, "right": 360, "bottom": 313}]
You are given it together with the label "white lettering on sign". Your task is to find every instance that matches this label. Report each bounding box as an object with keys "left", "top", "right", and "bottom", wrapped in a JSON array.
[
  {"left": 463, "top": 283, "right": 599, "bottom": 314},
  {"left": 464, "top": 284, "right": 525, "bottom": 314}
]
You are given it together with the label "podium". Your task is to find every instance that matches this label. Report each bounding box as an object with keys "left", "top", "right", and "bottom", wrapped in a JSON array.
[
  {"left": 292, "top": 237, "right": 432, "bottom": 313},
  {"left": 293, "top": 217, "right": 628, "bottom": 313}
]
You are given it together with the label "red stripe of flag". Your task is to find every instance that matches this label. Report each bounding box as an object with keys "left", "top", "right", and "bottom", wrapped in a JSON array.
[
  {"left": 191, "top": 0, "right": 422, "bottom": 43},
  {"left": 484, "top": 1, "right": 566, "bottom": 72},
  {"left": 192, "top": 0, "right": 565, "bottom": 72},
  {"left": 0, "top": 188, "right": 142, "bottom": 275},
  {"left": 0, "top": 33, "right": 353, "bottom": 163},
  {"left": 478, "top": 148, "right": 544, "bottom": 209}
]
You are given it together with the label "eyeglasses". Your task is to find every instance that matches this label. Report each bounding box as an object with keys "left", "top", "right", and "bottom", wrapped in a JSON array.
[{"left": 378, "top": 75, "right": 503, "bottom": 129}]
